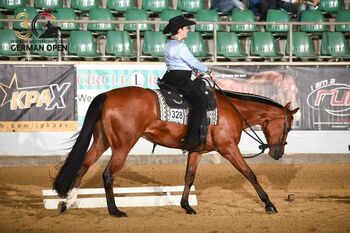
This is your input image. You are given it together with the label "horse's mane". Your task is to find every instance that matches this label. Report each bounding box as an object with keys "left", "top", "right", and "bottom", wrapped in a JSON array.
[{"left": 216, "top": 89, "right": 284, "bottom": 109}]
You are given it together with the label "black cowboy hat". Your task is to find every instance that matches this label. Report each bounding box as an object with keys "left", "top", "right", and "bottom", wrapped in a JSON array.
[{"left": 162, "top": 15, "right": 196, "bottom": 35}]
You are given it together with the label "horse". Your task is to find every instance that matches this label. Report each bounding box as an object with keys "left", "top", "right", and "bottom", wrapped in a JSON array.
[{"left": 53, "top": 85, "right": 299, "bottom": 217}]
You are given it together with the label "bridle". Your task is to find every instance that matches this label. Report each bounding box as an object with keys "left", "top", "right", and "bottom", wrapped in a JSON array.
[
  {"left": 211, "top": 78, "right": 291, "bottom": 159},
  {"left": 262, "top": 112, "right": 291, "bottom": 150}
]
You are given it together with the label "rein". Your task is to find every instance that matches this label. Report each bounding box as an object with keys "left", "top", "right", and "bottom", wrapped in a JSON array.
[{"left": 210, "top": 78, "right": 282, "bottom": 159}]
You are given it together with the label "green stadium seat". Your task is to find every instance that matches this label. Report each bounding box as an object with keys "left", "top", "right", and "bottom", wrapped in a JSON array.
[
  {"left": 124, "top": 8, "right": 151, "bottom": 32},
  {"left": 142, "top": 0, "right": 168, "bottom": 13},
  {"left": 105, "top": 31, "right": 135, "bottom": 58},
  {"left": 31, "top": 30, "right": 59, "bottom": 57},
  {"left": 195, "top": 10, "right": 222, "bottom": 33},
  {"left": 54, "top": 8, "right": 79, "bottom": 32},
  {"left": 251, "top": 32, "right": 282, "bottom": 59},
  {"left": 177, "top": 0, "right": 204, "bottom": 13},
  {"left": 0, "top": 13, "right": 5, "bottom": 29},
  {"left": 217, "top": 32, "right": 247, "bottom": 59},
  {"left": 318, "top": 0, "right": 343, "bottom": 13},
  {"left": 265, "top": 9, "right": 290, "bottom": 35},
  {"left": 68, "top": 31, "right": 101, "bottom": 57},
  {"left": 321, "top": 32, "right": 349, "bottom": 58},
  {"left": 142, "top": 31, "right": 167, "bottom": 58},
  {"left": 0, "top": 29, "right": 24, "bottom": 57},
  {"left": 34, "top": 0, "right": 63, "bottom": 10},
  {"left": 300, "top": 10, "right": 326, "bottom": 33},
  {"left": 107, "top": 0, "right": 133, "bottom": 12},
  {"left": 13, "top": 7, "right": 43, "bottom": 31},
  {"left": 0, "top": 0, "right": 26, "bottom": 10},
  {"left": 230, "top": 9, "right": 257, "bottom": 34},
  {"left": 159, "top": 9, "right": 182, "bottom": 31},
  {"left": 71, "top": 0, "right": 99, "bottom": 11},
  {"left": 185, "top": 31, "right": 210, "bottom": 59},
  {"left": 87, "top": 8, "right": 115, "bottom": 32},
  {"left": 285, "top": 32, "right": 316, "bottom": 59},
  {"left": 335, "top": 9, "right": 350, "bottom": 33}
]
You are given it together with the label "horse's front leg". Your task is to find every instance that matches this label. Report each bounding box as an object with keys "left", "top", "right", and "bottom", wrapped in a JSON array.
[
  {"left": 181, "top": 152, "right": 202, "bottom": 214},
  {"left": 219, "top": 144, "right": 278, "bottom": 214}
]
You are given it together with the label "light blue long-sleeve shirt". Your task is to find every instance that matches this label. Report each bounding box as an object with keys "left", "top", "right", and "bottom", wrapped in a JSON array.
[{"left": 164, "top": 39, "right": 209, "bottom": 73}]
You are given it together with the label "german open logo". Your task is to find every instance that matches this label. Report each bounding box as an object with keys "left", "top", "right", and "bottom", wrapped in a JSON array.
[{"left": 12, "top": 9, "right": 67, "bottom": 52}]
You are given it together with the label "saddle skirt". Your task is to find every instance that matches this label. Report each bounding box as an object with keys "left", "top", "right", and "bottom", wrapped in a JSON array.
[{"left": 153, "top": 83, "right": 218, "bottom": 126}]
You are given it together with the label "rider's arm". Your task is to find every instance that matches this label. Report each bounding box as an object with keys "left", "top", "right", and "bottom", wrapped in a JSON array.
[{"left": 178, "top": 44, "right": 209, "bottom": 74}]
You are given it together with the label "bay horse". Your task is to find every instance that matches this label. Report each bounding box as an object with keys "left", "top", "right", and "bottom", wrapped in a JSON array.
[{"left": 53, "top": 85, "right": 299, "bottom": 217}]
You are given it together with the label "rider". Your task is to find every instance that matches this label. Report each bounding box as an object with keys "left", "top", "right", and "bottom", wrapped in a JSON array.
[{"left": 162, "top": 15, "right": 215, "bottom": 152}]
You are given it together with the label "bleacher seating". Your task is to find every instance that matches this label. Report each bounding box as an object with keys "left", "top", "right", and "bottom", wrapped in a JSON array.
[
  {"left": 230, "top": 9, "right": 258, "bottom": 35},
  {"left": 217, "top": 31, "right": 247, "bottom": 59},
  {"left": 0, "top": 13, "right": 4, "bottom": 29},
  {"left": 71, "top": 0, "right": 100, "bottom": 11},
  {"left": 68, "top": 31, "right": 101, "bottom": 58},
  {"left": 0, "top": 0, "right": 348, "bottom": 62},
  {"left": 142, "top": 31, "right": 167, "bottom": 58},
  {"left": 318, "top": 0, "right": 343, "bottom": 13},
  {"left": 107, "top": 0, "right": 133, "bottom": 12},
  {"left": 13, "top": 7, "right": 43, "bottom": 31},
  {"left": 321, "top": 32, "right": 350, "bottom": 59},
  {"left": 300, "top": 10, "right": 327, "bottom": 34},
  {"left": 177, "top": 0, "right": 204, "bottom": 13},
  {"left": 285, "top": 32, "right": 317, "bottom": 60},
  {"left": 87, "top": 8, "right": 115, "bottom": 32},
  {"left": 124, "top": 8, "right": 151, "bottom": 32},
  {"left": 142, "top": 0, "right": 168, "bottom": 13},
  {"left": 195, "top": 9, "right": 222, "bottom": 33},
  {"left": 105, "top": 31, "right": 135, "bottom": 58},
  {"left": 185, "top": 31, "right": 210, "bottom": 59},
  {"left": 0, "top": 29, "right": 24, "bottom": 58},
  {"left": 251, "top": 32, "right": 282, "bottom": 60},
  {"left": 0, "top": 0, "right": 26, "bottom": 10},
  {"left": 335, "top": 9, "right": 350, "bottom": 33},
  {"left": 265, "top": 9, "right": 290, "bottom": 36},
  {"left": 34, "top": 0, "right": 63, "bottom": 10},
  {"left": 54, "top": 8, "right": 79, "bottom": 32}
]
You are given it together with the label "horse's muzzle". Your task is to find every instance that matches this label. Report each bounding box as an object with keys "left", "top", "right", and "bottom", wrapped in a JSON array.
[{"left": 269, "top": 145, "right": 284, "bottom": 160}]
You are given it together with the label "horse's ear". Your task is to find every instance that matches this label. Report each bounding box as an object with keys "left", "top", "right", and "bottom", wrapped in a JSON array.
[
  {"left": 290, "top": 107, "right": 299, "bottom": 115},
  {"left": 284, "top": 102, "right": 292, "bottom": 110}
]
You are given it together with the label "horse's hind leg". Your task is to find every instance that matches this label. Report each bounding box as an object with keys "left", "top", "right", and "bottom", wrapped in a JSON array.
[
  {"left": 181, "top": 152, "right": 202, "bottom": 214},
  {"left": 102, "top": 147, "right": 129, "bottom": 217},
  {"left": 60, "top": 120, "right": 110, "bottom": 213},
  {"left": 219, "top": 144, "right": 278, "bottom": 214}
]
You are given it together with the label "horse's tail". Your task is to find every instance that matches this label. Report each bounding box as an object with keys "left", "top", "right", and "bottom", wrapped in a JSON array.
[{"left": 53, "top": 93, "right": 107, "bottom": 197}]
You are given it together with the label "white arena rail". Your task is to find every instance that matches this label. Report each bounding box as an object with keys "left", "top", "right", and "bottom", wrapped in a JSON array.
[{"left": 42, "top": 186, "right": 197, "bottom": 209}]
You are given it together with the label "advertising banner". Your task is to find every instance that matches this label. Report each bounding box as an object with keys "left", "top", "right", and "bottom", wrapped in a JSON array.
[
  {"left": 212, "top": 66, "right": 350, "bottom": 130},
  {"left": 0, "top": 65, "right": 77, "bottom": 132},
  {"left": 77, "top": 64, "right": 166, "bottom": 125}
]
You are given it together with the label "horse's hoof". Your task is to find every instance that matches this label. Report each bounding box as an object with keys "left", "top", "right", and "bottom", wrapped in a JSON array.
[
  {"left": 111, "top": 210, "right": 128, "bottom": 218},
  {"left": 185, "top": 207, "right": 197, "bottom": 215},
  {"left": 58, "top": 201, "right": 67, "bottom": 214},
  {"left": 265, "top": 205, "right": 278, "bottom": 214}
]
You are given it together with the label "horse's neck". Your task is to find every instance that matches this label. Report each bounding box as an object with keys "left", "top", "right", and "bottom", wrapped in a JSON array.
[{"left": 235, "top": 101, "right": 283, "bottom": 127}]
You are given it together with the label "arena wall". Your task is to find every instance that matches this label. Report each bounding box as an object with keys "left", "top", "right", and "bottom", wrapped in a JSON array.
[{"left": 0, "top": 62, "right": 349, "bottom": 156}]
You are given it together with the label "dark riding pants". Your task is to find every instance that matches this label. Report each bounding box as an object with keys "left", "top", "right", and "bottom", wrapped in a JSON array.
[{"left": 162, "top": 70, "right": 207, "bottom": 146}]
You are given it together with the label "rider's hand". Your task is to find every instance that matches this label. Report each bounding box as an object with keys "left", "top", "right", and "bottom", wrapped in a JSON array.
[{"left": 195, "top": 71, "right": 203, "bottom": 79}]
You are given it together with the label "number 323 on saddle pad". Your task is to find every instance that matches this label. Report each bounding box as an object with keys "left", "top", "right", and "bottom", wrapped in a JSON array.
[{"left": 153, "top": 87, "right": 218, "bottom": 126}]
